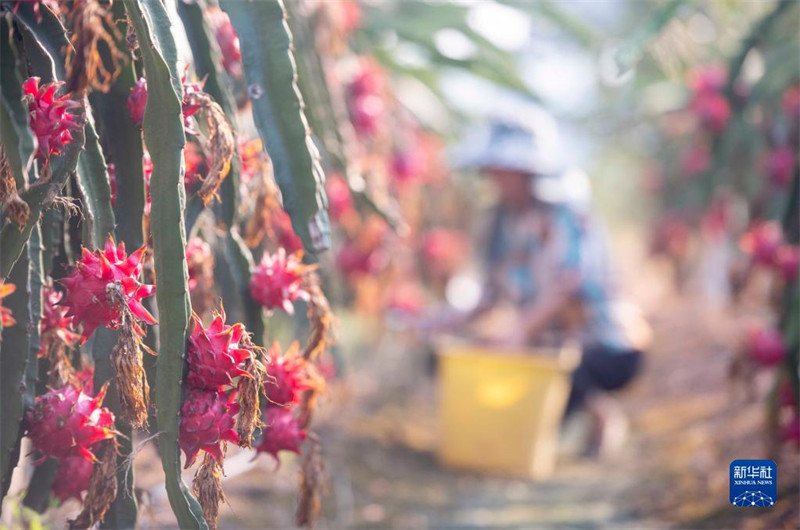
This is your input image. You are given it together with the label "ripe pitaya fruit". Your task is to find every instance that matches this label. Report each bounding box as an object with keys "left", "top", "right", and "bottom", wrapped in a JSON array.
[
  {"left": 186, "top": 237, "right": 213, "bottom": 293},
  {"left": 0, "top": 283, "right": 16, "bottom": 327},
  {"left": 254, "top": 408, "right": 307, "bottom": 460},
  {"left": 784, "top": 84, "right": 800, "bottom": 120},
  {"left": 179, "top": 389, "right": 240, "bottom": 468},
  {"left": 762, "top": 146, "right": 796, "bottom": 188},
  {"left": 60, "top": 236, "right": 156, "bottom": 342},
  {"left": 207, "top": 6, "right": 242, "bottom": 78},
  {"left": 775, "top": 245, "right": 799, "bottom": 283},
  {"left": 740, "top": 222, "right": 783, "bottom": 266},
  {"left": 40, "top": 283, "right": 80, "bottom": 356},
  {"left": 25, "top": 384, "right": 115, "bottom": 462},
  {"left": 52, "top": 455, "right": 94, "bottom": 503},
  {"left": 271, "top": 210, "right": 304, "bottom": 254},
  {"left": 325, "top": 174, "right": 354, "bottom": 222},
  {"left": 186, "top": 310, "right": 252, "bottom": 391},
  {"left": 264, "top": 342, "right": 313, "bottom": 408},
  {"left": 249, "top": 249, "right": 312, "bottom": 314},
  {"left": 744, "top": 326, "right": 786, "bottom": 367},
  {"left": 22, "top": 77, "right": 82, "bottom": 160},
  {"left": 127, "top": 77, "right": 147, "bottom": 126}
]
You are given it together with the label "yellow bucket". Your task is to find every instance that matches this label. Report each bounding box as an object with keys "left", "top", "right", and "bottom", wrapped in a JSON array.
[{"left": 437, "top": 342, "right": 579, "bottom": 480}]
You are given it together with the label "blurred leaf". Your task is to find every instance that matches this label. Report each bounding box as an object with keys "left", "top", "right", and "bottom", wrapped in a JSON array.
[{"left": 614, "top": 0, "right": 684, "bottom": 74}]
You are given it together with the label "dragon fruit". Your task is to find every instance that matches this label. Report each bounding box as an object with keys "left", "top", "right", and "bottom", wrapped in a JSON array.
[
  {"left": 744, "top": 325, "right": 786, "bottom": 367},
  {"left": 0, "top": 283, "right": 16, "bottom": 327},
  {"left": 254, "top": 407, "right": 307, "bottom": 460},
  {"left": 25, "top": 384, "right": 115, "bottom": 462},
  {"left": 186, "top": 310, "right": 252, "bottom": 391},
  {"left": 739, "top": 222, "right": 783, "bottom": 266},
  {"left": 52, "top": 455, "right": 94, "bottom": 503},
  {"left": 127, "top": 77, "right": 147, "bottom": 126},
  {"left": 207, "top": 6, "right": 242, "bottom": 78},
  {"left": 264, "top": 343, "right": 313, "bottom": 408},
  {"left": 186, "top": 237, "right": 213, "bottom": 293},
  {"left": 775, "top": 245, "right": 799, "bottom": 283},
  {"left": 762, "top": 146, "right": 796, "bottom": 188},
  {"left": 249, "top": 249, "right": 312, "bottom": 314},
  {"left": 688, "top": 66, "right": 731, "bottom": 135},
  {"left": 60, "top": 236, "right": 156, "bottom": 342},
  {"left": 22, "top": 77, "right": 82, "bottom": 160},
  {"left": 179, "top": 389, "right": 240, "bottom": 468},
  {"left": 325, "top": 174, "right": 354, "bottom": 222},
  {"left": 39, "top": 283, "right": 80, "bottom": 356}
]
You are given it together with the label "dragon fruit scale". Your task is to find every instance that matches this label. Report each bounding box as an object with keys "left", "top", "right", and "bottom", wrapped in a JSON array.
[
  {"left": 186, "top": 310, "right": 253, "bottom": 391},
  {"left": 25, "top": 384, "right": 115, "bottom": 463},
  {"left": 60, "top": 236, "right": 156, "bottom": 342},
  {"left": 254, "top": 407, "right": 307, "bottom": 461},
  {"left": 179, "top": 389, "right": 240, "bottom": 468},
  {"left": 249, "top": 248, "right": 313, "bottom": 315}
]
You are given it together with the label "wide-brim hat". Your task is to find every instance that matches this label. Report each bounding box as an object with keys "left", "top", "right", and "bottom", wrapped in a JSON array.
[{"left": 451, "top": 107, "right": 561, "bottom": 177}]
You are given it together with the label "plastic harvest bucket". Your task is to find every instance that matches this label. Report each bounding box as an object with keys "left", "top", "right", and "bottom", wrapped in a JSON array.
[{"left": 437, "top": 342, "right": 579, "bottom": 480}]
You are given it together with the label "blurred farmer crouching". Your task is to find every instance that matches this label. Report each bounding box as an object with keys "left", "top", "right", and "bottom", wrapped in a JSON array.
[{"left": 435, "top": 109, "right": 652, "bottom": 457}]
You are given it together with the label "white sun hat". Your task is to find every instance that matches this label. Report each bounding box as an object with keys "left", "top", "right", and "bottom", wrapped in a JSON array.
[{"left": 452, "top": 106, "right": 562, "bottom": 177}]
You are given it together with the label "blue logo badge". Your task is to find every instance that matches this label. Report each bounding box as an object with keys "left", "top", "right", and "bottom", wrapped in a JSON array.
[{"left": 730, "top": 459, "right": 777, "bottom": 507}]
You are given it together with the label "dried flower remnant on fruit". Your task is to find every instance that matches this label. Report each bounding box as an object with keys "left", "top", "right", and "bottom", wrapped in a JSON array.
[
  {"left": 250, "top": 249, "right": 314, "bottom": 314},
  {"left": 23, "top": 77, "right": 82, "bottom": 161},
  {"left": 192, "top": 453, "right": 225, "bottom": 530},
  {"left": 64, "top": 0, "right": 128, "bottom": 94},
  {"left": 301, "top": 273, "right": 334, "bottom": 361},
  {"left": 237, "top": 347, "right": 266, "bottom": 448},
  {"left": 60, "top": 236, "right": 156, "bottom": 342},
  {"left": 67, "top": 438, "right": 119, "bottom": 529},
  {"left": 1, "top": 145, "right": 29, "bottom": 230},
  {"left": 296, "top": 434, "right": 324, "bottom": 528},
  {"left": 181, "top": 85, "right": 235, "bottom": 205}
]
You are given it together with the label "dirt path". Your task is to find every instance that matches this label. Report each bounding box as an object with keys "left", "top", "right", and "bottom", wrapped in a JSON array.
[{"left": 190, "top": 290, "right": 797, "bottom": 529}]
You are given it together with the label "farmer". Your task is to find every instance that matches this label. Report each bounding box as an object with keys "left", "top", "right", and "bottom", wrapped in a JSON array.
[{"left": 439, "top": 110, "right": 650, "bottom": 456}]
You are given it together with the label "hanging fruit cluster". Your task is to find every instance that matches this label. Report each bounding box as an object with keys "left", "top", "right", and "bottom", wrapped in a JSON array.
[
  {"left": 639, "top": 1, "right": 799, "bottom": 455},
  {"left": 0, "top": 0, "right": 339, "bottom": 528}
]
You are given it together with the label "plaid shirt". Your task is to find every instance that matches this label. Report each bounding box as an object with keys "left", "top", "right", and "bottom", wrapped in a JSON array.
[{"left": 485, "top": 203, "right": 630, "bottom": 351}]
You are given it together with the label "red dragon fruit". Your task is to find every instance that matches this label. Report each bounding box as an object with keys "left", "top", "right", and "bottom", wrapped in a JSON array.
[
  {"left": 762, "top": 146, "right": 796, "bottom": 188},
  {"left": 179, "top": 389, "right": 240, "bottom": 468},
  {"left": 249, "top": 249, "right": 312, "bottom": 315},
  {"left": 60, "top": 236, "right": 156, "bottom": 342},
  {"left": 784, "top": 84, "right": 800, "bottom": 120},
  {"left": 775, "top": 245, "right": 799, "bottom": 283},
  {"left": 325, "top": 174, "right": 354, "bottom": 222},
  {"left": 739, "top": 222, "right": 783, "bottom": 266},
  {"left": 186, "top": 310, "right": 252, "bottom": 391},
  {"left": 22, "top": 77, "right": 81, "bottom": 161},
  {"left": 263, "top": 342, "right": 313, "bottom": 408},
  {"left": 39, "top": 283, "right": 80, "bottom": 356},
  {"left": 680, "top": 143, "right": 710, "bottom": 177},
  {"left": 0, "top": 283, "right": 16, "bottom": 327},
  {"left": 687, "top": 66, "right": 730, "bottom": 135},
  {"left": 271, "top": 210, "right": 304, "bottom": 254},
  {"left": 207, "top": 6, "right": 242, "bottom": 78},
  {"left": 25, "top": 384, "right": 116, "bottom": 462},
  {"left": 186, "top": 237, "right": 212, "bottom": 292},
  {"left": 254, "top": 407, "right": 307, "bottom": 461},
  {"left": 52, "top": 455, "right": 94, "bottom": 503},
  {"left": 127, "top": 77, "right": 147, "bottom": 126},
  {"left": 744, "top": 325, "right": 786, "bottom": 367}
]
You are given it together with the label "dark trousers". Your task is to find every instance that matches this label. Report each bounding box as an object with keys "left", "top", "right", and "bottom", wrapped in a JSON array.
[{"left": 565, "top": 345, "right": 643, "bottom": 415}]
